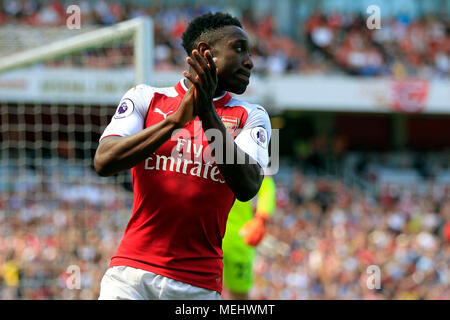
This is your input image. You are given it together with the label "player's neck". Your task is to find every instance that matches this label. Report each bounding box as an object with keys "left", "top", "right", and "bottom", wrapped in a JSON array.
[{"left": 182, "top": 77, "right": 226, "bottom": 98}]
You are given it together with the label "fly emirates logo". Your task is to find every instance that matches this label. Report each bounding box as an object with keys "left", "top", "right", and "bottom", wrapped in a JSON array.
[{"left": 144, "top": 137, "right": 225, "bottom": 184}]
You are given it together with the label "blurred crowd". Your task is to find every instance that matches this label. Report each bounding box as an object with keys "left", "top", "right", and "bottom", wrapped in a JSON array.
[
  {"left": 0, "top": 163, "right": 132, "bottom": 299},
  {"left": 305, "top": 10, "right": 450, "bottom": 77},
  {"left": 0, "top": 0, "right": 448, "bottom": 77},
  {"left": 0, "top": 154, "right": 449, "bottom": 299},
  {"left": 251, "top": 168, "right": 450, "bottom": 299},
  {"left": 248, "top": 150, "right": 450, "bottom": 299}
]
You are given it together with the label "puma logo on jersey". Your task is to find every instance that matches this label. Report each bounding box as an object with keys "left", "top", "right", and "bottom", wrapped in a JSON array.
[{"left": 154, "top": 108, "right": 174, "bottom": 119}]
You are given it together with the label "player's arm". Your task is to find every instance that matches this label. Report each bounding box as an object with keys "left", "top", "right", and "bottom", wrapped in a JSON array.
[
  {"left": 94, "top": 86, "right": 196, "bottom": 177},
  {"left": 184, "top": 49, "right": 263, "bottom": 202},
  {"left": 199, "top": 110, "right": 263, "bottom": 202},
  {"left": 95, "top": 120, "right": 177, "bottom": 176}
]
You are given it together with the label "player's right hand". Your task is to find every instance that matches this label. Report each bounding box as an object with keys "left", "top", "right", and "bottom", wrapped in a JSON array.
[{"left": 184, "top": 49, "right": 218, "bottom": 117}]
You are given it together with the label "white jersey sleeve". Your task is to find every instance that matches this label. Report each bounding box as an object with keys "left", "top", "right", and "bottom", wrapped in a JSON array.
[
  {"left": 100, "top": 84, "right": 154, "bottom": 141},
  {"left": 234, "top": 105, "right": 272, "bottom": 168}
]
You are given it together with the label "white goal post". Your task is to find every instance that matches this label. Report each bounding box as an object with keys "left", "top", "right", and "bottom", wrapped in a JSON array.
[{"left": 0, "top": 17, "right": 154, "bottom": 85}]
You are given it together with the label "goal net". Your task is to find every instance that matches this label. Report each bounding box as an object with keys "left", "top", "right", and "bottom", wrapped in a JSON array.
[{"left": 0, "top": 17, "right": 153, "bottom": 300}]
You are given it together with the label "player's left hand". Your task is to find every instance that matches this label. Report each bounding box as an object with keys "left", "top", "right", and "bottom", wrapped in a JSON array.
[
  {"left": 183, "top": 49, "right": 218, "bottom": 116},
  {"left": 238, "top": 215, "right": 267, "bottom": 247}
]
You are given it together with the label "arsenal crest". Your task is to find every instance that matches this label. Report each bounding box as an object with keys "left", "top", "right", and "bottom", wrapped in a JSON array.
[
  {"left": 390, "top": 79, "right": 429, "bottom": 113},
  {"left": 220, "top": 116, "right": 239, "bottom": 134}
]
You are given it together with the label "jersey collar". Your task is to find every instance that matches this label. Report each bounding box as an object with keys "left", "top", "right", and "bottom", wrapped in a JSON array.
[{"left": 175, "top": 79, "right": 232, "bottom": 107}]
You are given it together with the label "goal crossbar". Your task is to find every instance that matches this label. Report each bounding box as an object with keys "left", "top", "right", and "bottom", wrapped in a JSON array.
[{"left": 0, "top": 17, "right": 154, "bottom": 84}]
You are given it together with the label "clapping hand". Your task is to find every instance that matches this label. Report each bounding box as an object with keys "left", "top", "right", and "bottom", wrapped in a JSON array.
[{"left": 183, "top": 49, "right": 219, "bottom": 117}]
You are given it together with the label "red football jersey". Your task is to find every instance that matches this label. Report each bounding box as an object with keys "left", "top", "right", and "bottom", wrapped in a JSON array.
[{"left": 100, "top": 80, "right": 271, "bottom": 292}]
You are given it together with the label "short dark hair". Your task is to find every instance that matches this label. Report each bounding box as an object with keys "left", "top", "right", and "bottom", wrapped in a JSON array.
[{"left": 181, "top": 12, "right": 242, "bottom": 56}]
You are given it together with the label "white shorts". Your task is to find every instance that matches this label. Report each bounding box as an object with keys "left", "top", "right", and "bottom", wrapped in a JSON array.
[{"left": 98, "top": 266, "right": 221, "bottom": 300}]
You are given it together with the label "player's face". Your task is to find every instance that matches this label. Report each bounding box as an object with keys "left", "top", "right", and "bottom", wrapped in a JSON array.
[{"left": 213, "top": 26, "right": 254, "bottom": 95}]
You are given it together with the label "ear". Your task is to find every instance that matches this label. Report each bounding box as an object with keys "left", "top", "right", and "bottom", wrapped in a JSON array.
[{"left": 197, "top": 41, "right": 212, "bottom": 57}]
